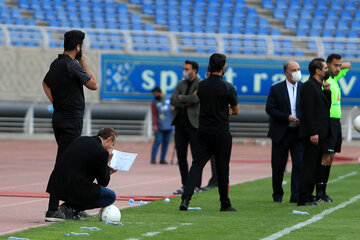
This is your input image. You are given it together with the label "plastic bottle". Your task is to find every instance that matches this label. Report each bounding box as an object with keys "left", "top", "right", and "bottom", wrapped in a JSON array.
[
  {"left": 137, "top": 200, "right": 148, "bottom": 206},
  {"left": 105, "top": 221, "right": 124, "bottom": 226},
  {"left": 188, "top": 207, "right": 202, "bottom": 210},
  {"left": 79, "top": 227, "right": 102, "bottom": 231},
  {"left": 47, "top": 104, "right": 54, "bottom": 114},
  {"left": 64, "top": 232, "right": 90, "bottom": 236},
  {"left": 8, "top": 237, "right": 29, "bottom": 240},
  {"left": 129, "top": 199, "right": 134, "bottom": 206},
  {"left": 292, "top": 210, "right": 310, "bottom": 215},
  {"left": 164, "top": 198, "right": 170, "bottom": 202}
]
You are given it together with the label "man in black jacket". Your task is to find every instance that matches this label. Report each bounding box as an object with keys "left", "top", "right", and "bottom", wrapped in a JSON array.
[
  {"left": 45, "top": 128, "right": 117, "bottom": 221},
  {"left": 298, "top": 58, "right": 331, "bottom": 206},
  {"left": 266, "top": 60, "right": 303, "bottom": 203}
]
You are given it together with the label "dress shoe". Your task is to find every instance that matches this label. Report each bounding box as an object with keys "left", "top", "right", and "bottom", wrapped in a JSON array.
[
  {"left": 273, "top": 197, "right": 284, "bottom": 203},
  {"left": 179, "top": 199, "right": 189, "bottom": 211},
  {"left": 173, "top": 186, "right": 184, "bottom": 194},
  {"left": 201, "top": 184, "right": 217, "bottom": 191},
  {"left": 151, "top": 158, "right": 156, "bottom": 164},
  {"left": 220, "top": 206, "right": 237, "bottom": 212},
  {"left": 194, "top": 187, "right": 201, "bottom": 193},
  {"left": 159, "top": 160, "right": 168, "bottom": 164}
]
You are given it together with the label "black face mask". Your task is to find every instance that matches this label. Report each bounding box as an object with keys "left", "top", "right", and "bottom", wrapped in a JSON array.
[
  {"left": 323, "top": 70, "right": 330, "bottom": 81},
  {"left": 155, "top": 96, "right": 162, "bottom": 100}
]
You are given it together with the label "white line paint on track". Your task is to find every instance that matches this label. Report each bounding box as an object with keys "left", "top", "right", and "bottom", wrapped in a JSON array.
[
  {"left": 261, "top": 195, "right": 360, "bottom": 240},
  {"left": 328, "top": 171, "right": 357, "bottom": 184}
]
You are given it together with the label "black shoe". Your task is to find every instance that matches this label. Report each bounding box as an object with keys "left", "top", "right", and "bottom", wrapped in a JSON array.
[
  {"left": 45, "top": 210, "right": 66, "bottom": 222},
  {"left": 194, "top": 187, "right": 201, "bottom": 193},
  {"left": 173, "top": 186, "right": 184, "bottom": 194},
  {"left": 273, "top": 197, "right": 284, "bottom": 203},
  {"left": 317, "top": 194, "right": 334, "bottom": 203},
  {"left": 59, "top": 203, "right": 74, "bottom": 220},
  {"left": 151, "top": 158, "right": 156, "bottom": 164},
  {"left": 179, "top": 199, "right": 189, "bottom": 211},
  {"left": 201, "top": 184, "right": 217, "bottom": 191},
  {"left": 159, "top": 160, "right": 168, "bottom": 164},
  {"left": 220, "top": 206, "right": 237, "bottom": 212},
  {"left": 78, "top": 210, "right": 94, "bottom": 218}
]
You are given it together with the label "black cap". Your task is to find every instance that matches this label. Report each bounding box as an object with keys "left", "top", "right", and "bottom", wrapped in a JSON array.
[{"left": 64, "top": 30, "right": 85, "bottom": 51}]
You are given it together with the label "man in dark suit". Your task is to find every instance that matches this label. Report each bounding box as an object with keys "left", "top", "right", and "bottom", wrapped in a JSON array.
[
  {"left": 45, "top": 128, "right": 117, "bottom": 221},
  {"left": 266, "top": 60, "right": 303, "bottom": 203},
  {"left": 298, "top": 58, "right": 331, "bottom": 206}
]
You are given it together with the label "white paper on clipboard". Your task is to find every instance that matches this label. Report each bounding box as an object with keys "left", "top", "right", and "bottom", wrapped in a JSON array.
[{"left": 110, "top": 150, "right": 137, "bottom": 171}]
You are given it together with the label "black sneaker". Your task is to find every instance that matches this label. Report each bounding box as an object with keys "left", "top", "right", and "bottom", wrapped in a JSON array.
[
  {"left": 159, "top": 160, "right": 168, "bottom": 165},
  {"left": 78, "top": 211, "right": 94, "bottom": 218},
  {"left": 173, "top": 186, "right": 184, "bottom": 194},
  {"left": 45, "top": 210, "right": 66, "bottom": 222},
  {"left": 194, "top": 187, "right": 201, "bottom": 193},
  {"left": 220, "top": 206, "right": 237, "bottom": 212},
  {"left": 59, "top": 203, "right": 74, "bottom": 220},
  {"left": 319, "top": 194, "right": 334, "bottom": 202},
  {"left": 179, "top": 199, "right": 189, "bottom": 211},
  {"left": 151, "top": 158, "right": 156, "bottom": 164},
  {"left": 201, "top": 184, "right": 217, "bottom": 191}
]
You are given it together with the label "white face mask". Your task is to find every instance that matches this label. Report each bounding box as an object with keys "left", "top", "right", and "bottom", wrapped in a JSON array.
[
  {"left": 292, "top": 70, "right": 302, "bottom": 82},
  {"left": 182, "top": 70, "right": 191, "bottom": 80}
]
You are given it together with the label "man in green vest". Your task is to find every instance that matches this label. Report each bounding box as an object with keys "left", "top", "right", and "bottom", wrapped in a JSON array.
[{"left": 316, "top": 53, "right": 351, "bottom": 202}]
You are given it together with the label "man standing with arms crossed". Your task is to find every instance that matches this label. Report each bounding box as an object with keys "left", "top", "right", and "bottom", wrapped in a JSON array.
[
  {"left": 179, "top": 53, "right": 239, "bottom": 212},
  {"left": 316, "top": 54, "right": 351, "bottom": 202},
  {"left": 42, "top": 30, "right": 98, "bottom": 221},
  {"left": 170, "top": 60, "right": 202, "bottom": 194}
]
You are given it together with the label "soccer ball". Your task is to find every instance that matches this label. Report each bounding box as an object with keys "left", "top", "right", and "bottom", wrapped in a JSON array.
[
  {"left": 354, "top": 115, "right": 360, "bottom": 133},
  {"left": 99, "top": 205, "right": 121, "bottom": 222}
]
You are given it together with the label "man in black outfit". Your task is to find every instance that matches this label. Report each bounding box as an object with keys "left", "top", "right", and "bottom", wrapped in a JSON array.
[
  {"left": 298, "top": 58, "right": 331, "bottom": 206},
  {"left": 170, "top": 60, "right": 202, "bottom": 194},
  {"left": 266, "top": 60, "right": 303, "bottom": 203},
  {"left": 180, "top": 53, "right": 239, "bottom": 212},
  {"left": 46, "top": 128, "right": 117, "bottom": 221},
  {"left": 42, "top": 30, "right": 98, "bottom": 221}
]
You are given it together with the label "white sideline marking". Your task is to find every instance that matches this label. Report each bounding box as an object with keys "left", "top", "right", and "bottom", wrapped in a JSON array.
[
  {"left": 261, "top": 194, "right": 360, "bottom": 240},
  {"left": 164, "top": 227, "right": 178, "bottom": 230},
  {"left": 328, "top": 171, "right": 358, "bottom": 184},
  {"left": 126, "top": 223, "right": 193, "bottom": 240},
  {"left": 141, "top": 232, "right": 161, "bottom": 237}
]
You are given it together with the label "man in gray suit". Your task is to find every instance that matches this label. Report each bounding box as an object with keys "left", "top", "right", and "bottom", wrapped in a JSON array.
[{"left": 170, "top": 60, "right": 201, "bottom": 194}]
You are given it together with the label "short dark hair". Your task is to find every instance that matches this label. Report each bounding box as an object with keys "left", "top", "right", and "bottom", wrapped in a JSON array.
[
  {"left": 326, "top": 53, "right": 342, "bottom": 64},
  {"left": 64, "top": 30, "right": 85, "bottom": 51},
  {"left": 97, "top": 128, "right": 117, "bottom": 141},
  {"left": 151, "top": 86, "right": 162, "bottom": 93},
  {"left": 209, "top": 53, "right": 226, "bottom": 72},
  {"left": 308, "top": 57, "right": 325, "bottom": 76},
  {"left": 185, "top": 60, "right": 199, "bottom": 74}
]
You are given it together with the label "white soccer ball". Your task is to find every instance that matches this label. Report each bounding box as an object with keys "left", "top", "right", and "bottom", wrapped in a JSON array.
[
  {"left": 354, "top": 115, "right": 360, "bottom": 133},
  {"left": 99, "top": 205, "right": 121, "bottom": 222}
]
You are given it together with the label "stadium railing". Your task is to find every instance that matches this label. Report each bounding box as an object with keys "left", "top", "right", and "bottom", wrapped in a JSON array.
[{"left": 1, "top": 24, "right": 359, "bottom": 58}]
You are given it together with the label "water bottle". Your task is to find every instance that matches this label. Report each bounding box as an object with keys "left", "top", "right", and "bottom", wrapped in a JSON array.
[
  {"left": 292, "top": 210, "right": 310, "bottom": 215},
  {"left": 79, "top": 227, "right": 102, "bottom": 231},
  {"left": 129, "top": 199, "right": 134, "bottom": 206},
  {"left": 106, "top": 221, "right": 124, "bottom": 226},
  {"left": 188, "top": 207, "right": 202, "bottom": 210},
  {"left": 8, "top": 237, "right": 29, "bottom": 240},
  {"left": 138, "top": 200, "right": 148, "bottom": 206},
  {"left": 64, "top": 232, "right": 89, "bottom": 236},
  {"left": 47, "top": 104, "right": 54, "bottom": 114}
]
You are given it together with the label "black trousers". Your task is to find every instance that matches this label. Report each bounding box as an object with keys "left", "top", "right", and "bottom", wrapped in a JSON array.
[
  {"left": 182, "top": 131, "right": 232, "bottom": 208},
  {"left": 175, "top": 125, "right": 201, "bottom": 187},
  {"left": 271, "top": 127, "right": 303, "bottom": 202},
  {"left": 207, "top": 155, "right": 218, "bottom": 186},
  {"left": 298, "top": 138, "right": 323, "bottom": 203},
  {"left": 48, "top": 116, "right": 83, "bottom": 211}
]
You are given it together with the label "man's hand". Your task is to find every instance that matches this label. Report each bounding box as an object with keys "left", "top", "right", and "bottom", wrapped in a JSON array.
[
  {"left": 109, "top": 167, "right": 117, "bottom": 175},
  {"left": 229, "top": 107, "right": 233, "bottom": 115},
  {"left": 288, "top": 115, "right": 300, "bottom": 123},
  {"left": 107, "top": 149, "right": 113, "bottom": 165},
  {"left": 310, "top": 134, "right": 319, "bottom": 145},
  {"left": 177, "top": 94, "right": 182, "bottom": 100},
  {"left": 192, "top": 90, "right": 197, "bottom": 95},
  {"left": 323, "top": 81, "right": 331, "bottom": 91},
  {"left": 153, "top": 125, "right": 158, "bottom": 133}
]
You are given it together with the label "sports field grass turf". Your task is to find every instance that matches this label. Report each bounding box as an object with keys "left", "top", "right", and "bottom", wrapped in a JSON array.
[{"left": 2, "top": 163, "right": 359, "bottom": 240}]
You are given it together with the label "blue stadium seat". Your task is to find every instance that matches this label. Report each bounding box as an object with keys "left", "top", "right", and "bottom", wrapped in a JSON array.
[
  {"left": 337, "top": 20, "right": 349, "bottom": 30},
  {"left": 294, "top": 49, "right": 305, "bottom": 56},
  {"left": 340, "top": 10, "right": 352, "bottom": 20},
  {"left": 309, "top": 30, "right": 321, "bottom": 37},
  {"left": 333, "top": 41, "right": 344, "bottom": 50},
  {"left": 344, "top": 51, "right": 355, "bottom": 59},
  {"left": 316, "top": 0, "right": 328, "bottom": 10},
  {"left": 327, "top": 10, "right": 338, "bottom": 20},
  {"left": 322, "top": 29, "right": 333, "bottom": 37},
  {"left": 335, "top": 30, "right": 346, "bottom": 38},
  {"left": 273, "top": 9, "right": 285, "bottom": 20},
  {"left": 296, "top": 29, "right": 307, "bottom": 36},
  {"left": 289, "top": 0, "right": 300, "bottom": 9},
  {"left": 262, "top": 0, "right": 274, "bottom": 10},
  {"left": 285, "top": 19, "right": 296, "bottom": 30},
  {"left": 257, "top": 27, "right": 268, "bottom": 35},
  {"left": 313, "top": 10, "right": 325, "bottom": 19},
  {"left": 351, "top": 21, "right": 360, "bottom": 30},
  {"left": 345, "top": 2, "right": 356, "bottom": 10},
  {"left": 287, "top": 9, "right": 298, "bottom": 19},
  {"left": 247, "top": 8, "right": 258, "bottom": 18},
  {"left": 330, "top": 1, "right": 342, "bottom": 10},
  {"left": 300, "top": 9, "right": 312, "bottom": 19},
  {"left": 275, "top": 0, "right": 287, "bottom": 9},
  {"left": 270, "top": 28, "right": 281, "bottom": 35},
  {"left": 348, "top": 30, "right": 359, "bottom": 37},
  {"left": 346, "top": 42, "right": 357, "bottom": 50},
  {"left": 307, "top": 40, "right": 317, "bottom": 50},
  {"left": 297, "top": 19, "right": 309, "bottom": 29},
  {"left": 302, "top": 0, "right": 313, "bottom": 9},
  {"left": 311, "top": 20, "right": 323, "bottom": 30}
]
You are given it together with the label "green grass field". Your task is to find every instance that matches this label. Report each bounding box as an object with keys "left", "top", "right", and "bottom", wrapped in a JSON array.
[{"left": 3, "top": 163, "right": 360, "bottom": 240}]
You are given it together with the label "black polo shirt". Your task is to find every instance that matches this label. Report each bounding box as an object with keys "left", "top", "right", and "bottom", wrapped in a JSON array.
[
  {"left": 43, "top": 54, "right": 91, "bottom": 118},
  {"left": 197, "top": 74, "right": 238, "bottom": 133}
]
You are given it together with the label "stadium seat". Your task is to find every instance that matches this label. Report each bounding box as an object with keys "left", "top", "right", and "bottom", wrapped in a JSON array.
[
  {"left": 302, "top": 0, "right": 313, "bottom": 9},
  {"left": 262, "top": 0, "right": 274, "bottom": 10},
  {"left": 296, "top": 29, "right": 307, "bottom": 37},
  {"left": 340, "top": 10, "right": 352, "bottom": 20},
  {"left": 273, "top": 9, "right": 285, "bottom": 20},
  {"left": 289, "top": 0, "right": 300, "bottom": 9},
  {"left": 337, "top": 20, "right": 349, "bottom": 30},
  {"left": 275, "top": 0, "right": 287, "bottom": 9},
  {"left": 300, "top": 9, "right": 312, "bottom": 19},
  {"left": 330, "top": 1, "right": 342, "bottom": 10},
  {"left": 347, "top": 30, "right": 358, "bottom": 38},
  {"left": 322, "top": 29, "right": 333, "bottom": 37},
  {"left": 313, "top": 10, "right": 325, "bottom": 20},
  {"left": 316, "top": 0, "right": 328, "bottom": 10},
  {"left": 294, "top": 49, "right": 305, "bottom": 56},
  {"left": 327, "top": 10, "right": 338, "bottom": 20},
  {"left": 287, "top": 9, "right": 299, "bottom": 19}
]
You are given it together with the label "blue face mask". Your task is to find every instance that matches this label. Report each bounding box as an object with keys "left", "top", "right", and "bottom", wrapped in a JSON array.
[{"left": 182, "top": 70, "right": 191, "bottom": 80}]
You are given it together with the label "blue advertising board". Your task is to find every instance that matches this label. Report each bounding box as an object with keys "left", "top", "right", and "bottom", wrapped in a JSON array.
[{"left": 101, "top": 55, "right": 360, "bottom": 105}]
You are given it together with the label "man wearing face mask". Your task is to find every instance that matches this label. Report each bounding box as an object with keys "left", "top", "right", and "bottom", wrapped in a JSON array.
[
  {"left": 297, "top": 58, "right": 331, "bottom": 206},
  {"left": 265, "top": 61, "right": 303, "bottom": 203},
  {"left": 180, "top": 53, "right": 239, "bottom": 212},
  {"left": 150, "top": 86, "right": 174, "bottom": 164},
  {"left": 42, "top": 30, "right": 98, "bottom": 221},
  {"left": 170, "top": 60, "right": 202, "bottom": 194},
  {"left": 315, "top": 54, "right": 351, "bottom": 202}
]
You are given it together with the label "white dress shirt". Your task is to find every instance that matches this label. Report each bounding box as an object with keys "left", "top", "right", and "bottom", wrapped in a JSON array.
[{"left": 286, "top": 79, "right": 297, "bottom": 119}]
